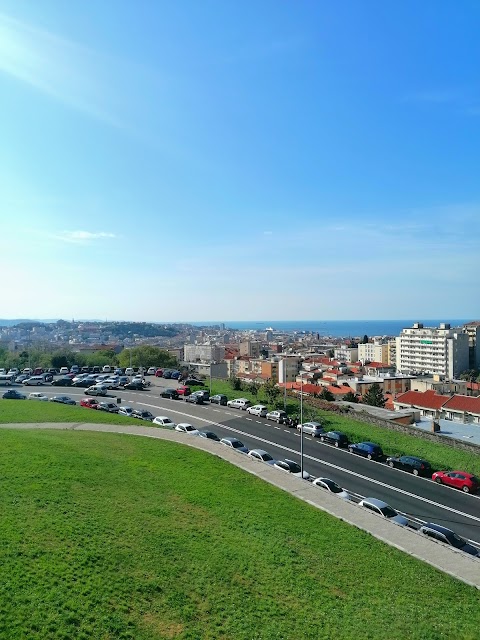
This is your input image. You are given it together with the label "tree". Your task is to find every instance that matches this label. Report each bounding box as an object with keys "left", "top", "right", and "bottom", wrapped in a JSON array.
[
  {"left": 326, "top": 349, "right": 334, "bottom": 358},
  {"left": 249, "top": 381, "right": 260, "bottom": 397},
  {"left": 343, "top": 391, "right": 358, "bottom": 403},
  {"left": 229, "top": 376, "right": 242, "bottom": 391},
  {"left": 362, "top": 334, "right": 369, "bottom": 344},
  {"left": 362, "top": 382, "right": 386, "bottom": 408},
  {"left": 319, "top": 388, "right": 335, "bottom": 402},
  {"left": 260, "top": 378, "right": 280, "bottom": 406},
  {"left": 118, "top": 346, "right": 177, "bottom": 369}
]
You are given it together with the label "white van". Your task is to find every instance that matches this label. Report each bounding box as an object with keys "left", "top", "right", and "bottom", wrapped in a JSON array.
[
  {"left": 125, "top": 367, "right": 134, "bottom": 377},
  {"left": 23, "top": 376, "right": 44, "bottom": 386},
  {"left": 102, "top": 365, "right": 112, "bottom": 373}
]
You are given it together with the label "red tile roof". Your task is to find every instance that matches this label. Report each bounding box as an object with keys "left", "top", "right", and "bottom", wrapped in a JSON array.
[
  {"left": 442, "top": 395, "right": 480, "bottom": 414},
  {"left": 395, "top": 389, "right": 449, "bottom": 410}
]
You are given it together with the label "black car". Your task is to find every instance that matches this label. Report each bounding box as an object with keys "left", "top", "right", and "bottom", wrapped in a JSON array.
[
  {"left": 52, "top": 377, "right": 73, "bottom": 387},
  {"left": 124, "top": 381, "right": 146, "bottom": 390},
  {"left": 42, "top": 373, "right": 54, "bottom": 383},
  {"left": 72, "top": 379, "right": 90, "bottom": 387},
  {"left": 193, "top": 389, "right": 210, "bottom": 401},
  {"left": 348, "top": 441, "right": 383, "bottom": 460},
  {"left": 184, "top": 378, "right": 204, "bottom": 386},
  {"left": 198, "top": 430, "right": 220, "bottom": 441},
  {"left": 132, "top": 409, "right": 154, "bottom": 421},
  {"left": 385, "top": 455, "right": 432, "bottom": 476},
  {"left": 209, "top": 394, "right": 228, "bottom": 406},
  {"left": 161, "top": 388, "right": 179, "bottom": 400},
  {"left": 185, "top": 393, "right": 204, "bottom": 404},
  {"left": 2, "top": 389, "right": 26, "bottom": 400},
  {"left": 97, "top": 402, "right": 120, "bottom": 413},
  {"left": 419, "top": 523, "right": 480, "bottom": 557},
  {"left": 320, "top": 431, "right": 349, "bottom": 448}
]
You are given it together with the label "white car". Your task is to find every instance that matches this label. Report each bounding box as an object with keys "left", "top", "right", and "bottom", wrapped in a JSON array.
[
  {"left": 273, "top": 459, "right": 310, "bottom": 480},
  {"left": 246, "top": 404, "right": 268, "bottom": 417},
  {"left": 358, "top": 498, "right": 409, "bottom": 526},
  {"left": 312, "top": 478, "right": 351, "bottom": 500},
  {"left": 125, "top": 367, "right": 135, "bottom": 377},
  {"left": 175, "top": 423, "right": 200, "bottom": 435},
  {"left": 298, "top": 421, "right": 324, "bottom": 437},
  {"left": 23, "top": 376, "right": 45, "bottom": 386},
  {"left": 152, "top": 416, "right": 176, "bottom": 428},
  {"left": 28, "top": 392, "right": 49, "bottom": 401},
  {"left": 147, "top": 367, "right": 156, "bottom": 375},
  {"left": 226, "top": 398, "right": 252, "bottom": 410},
  {"left": 103, "top": 378, "right": 120, "bottom": 389},
  {"left": 248, "top": 449, "right": 276, "bottom": 464},
  {"left": 59, "top": 367, "right": 69, "bottom": 375},
  {"left": 86, "top": 385, "right": 109, "bottom": 397}
]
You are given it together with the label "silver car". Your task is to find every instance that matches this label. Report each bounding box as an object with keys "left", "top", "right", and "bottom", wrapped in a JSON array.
[
  {"left": 298, "top": 421, "right": 324, "bottom": 437},
  {"left": 358, "top": 497, "right": 408, "bottom": 526}
]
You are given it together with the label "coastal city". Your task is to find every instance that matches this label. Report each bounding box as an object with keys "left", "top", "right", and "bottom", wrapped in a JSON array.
[{"left": 1, "top": 318, "right": 479, "bottom": 426}]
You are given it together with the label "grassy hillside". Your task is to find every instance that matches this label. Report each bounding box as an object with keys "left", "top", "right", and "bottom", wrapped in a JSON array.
[{"left": 0, "top": 428, "right": 478, "bottom": 639}]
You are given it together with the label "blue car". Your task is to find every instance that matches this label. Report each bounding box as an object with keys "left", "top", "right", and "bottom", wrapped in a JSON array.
[
  {"left": 170, "top": 371, "right": 181, "bottom": 379},
  {"left": 348, "top": 441, "right": 383, "bottom": 460}
]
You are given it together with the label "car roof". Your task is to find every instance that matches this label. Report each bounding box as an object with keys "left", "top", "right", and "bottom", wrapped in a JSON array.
[
  {"left": 249, "top": 449, "right": 270, "bottom": 456},
  {"left": 420, "top": 523, "right": 455, "bottom": 535},
  {"left": 361, "top": 497, "right": 389, "bottom": 508}
]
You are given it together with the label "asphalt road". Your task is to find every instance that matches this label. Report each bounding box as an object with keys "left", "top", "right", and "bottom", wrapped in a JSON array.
[{"left": 12, "top": 377, "right": 480, "bottom": 547}]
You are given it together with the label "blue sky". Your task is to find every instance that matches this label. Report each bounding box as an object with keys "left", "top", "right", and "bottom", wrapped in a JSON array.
[{"left": 0, "top": 1, "right": 478, "bottom": 322}]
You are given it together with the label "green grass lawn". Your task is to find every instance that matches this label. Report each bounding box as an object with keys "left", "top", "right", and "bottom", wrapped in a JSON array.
[
  {"left": 207, "top": 381, "right": 480, "bottom": 477},
  {"left": 0, "top": 428, "right": 479, "bottom": 639},
  {"left": 0, "top": 399, "right": 140, "bottom": 426}
]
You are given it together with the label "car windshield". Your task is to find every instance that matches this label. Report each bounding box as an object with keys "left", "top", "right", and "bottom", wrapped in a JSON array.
[
  {"left": 449, "top": 533, "right": 467, "bottom": 548},
  {"left": 231, "top": 441, "right": 244, "bottom": 448},
  {"left": 379, "top": 506, "right": 398, "bottom": 518},
  {"left": 261, "top": 453, "right": 273, "bottom": 461},
  {"left": 322, "top": 480, "right": 342, "bottom": 493}
]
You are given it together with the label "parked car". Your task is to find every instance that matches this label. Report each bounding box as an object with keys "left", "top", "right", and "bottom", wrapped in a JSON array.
[
  {"left": 209, "top": 394, "right": 228, "bottom": 405},
  {"left": 146, "top": 367, "right": 156, "bottom": 375},
  {"left": 227, "top": 398, "right": 252, "bottom": 410},
  {"left": 59, "top": 367, "right": 69, "bottom": 375},
  {"left": 152, "top": 416, "right": 176, "bottom": 427},
  {"left": 160, "top": 388, "right": 180, "bottom": 400},
  {"left": 124, "top": 381, "right": 146, "bottom": 390},
  {"left": 170, "top": 371, "right": 181, "bottom": 379},
  {"left": 419, "top": 523, "right": 480, "bottom": 556},
  {"left": 85, "top": 385, "right": 109, "bottom": 397},
  {"left": 50, "top": 395, "right": 76, "bottom": 405},
  {"left": 273, "top": 459, "right": 310, "bottom": 480},
  {"left": 118, "top": 406, "right": 134, "bottom": 416},
  {"left": 431, "top": 470, "right": 479, "bottom": 494},
  {"left": 386, "top": 455, "right": 432, "bottom": 477},
  {"left": 220, "top": 437, "right": 249, "bottom": 453},
  {"left": 28, "top": 392, "right": 49, "bottom": 401},
  {"left": 248, "top": 449, "right": 275, "bottom": 464},
  {"left": 183, "top": 378, "right": 204, "bottom": 386},
  {"left": 175, "top": 423, "right": 200, "bottom": 435},
  {"left": 102, "top": 365, "right": 112, "bottom": 374},
  {"left": 312, "top": 478, "right": 351, "bottom": 500},
  {"left": 266, "top": 410, "right": 288, "bottom": 424},
  {"left": 132, "top": 409, "right": 154, "bottom": 421},
  {"left": 358, "top": 497, "right": 408, "bottom": 526},
  {"left": 72, "top": 378, "right": 90, "bottom": 388},
  {"left": 155, "top": 369, "right": 164, "bottom": 377},
  {"left": 103, "top": 378, "right": 120, "bottom": 390},
  {"left": 176, "top": 385, "right": 191, "bottom": 396},
  {"left": 185, "top": 392, "right": 204, "bottom": 404},
  {"left": 2, "top": 389, "right": 26, "bottom": 400},
  {"left": 51, "top": 377, "right": 72, "bottom": 387},
  {"left": 320, "top": 430, "right": 349, "bottom": 448},
  {"left": 198, "top": 430, "right": 220, "bottom": 441},
  {"left": 163, "top": 370, "right": 172, "bottom": 379},
  {"left": 348, "top": 441, "right": 383, "bottom": 460},
  {"left": 298, "top": 421, "right": 324, "bottom": 437},
  {"left": 246, "top": 404, "right": 268, "bottom": 417},
  {"left": 80, "top": 398, "right": 99, "bottom": 409},
  {"left": 97, "top": 402, "right": 120, "bottom": 413},
  {"left": 125, "top": 367, "right": 135, "bottom": 377},
  {"left": 118, "top": 376, "right": 129, "bottom": 386},
  {"left": 42, "top": 373, "right": 54, "bottom": 383},
  {"left": 15, "top": 374, "right": 29, "bottom": 383}
]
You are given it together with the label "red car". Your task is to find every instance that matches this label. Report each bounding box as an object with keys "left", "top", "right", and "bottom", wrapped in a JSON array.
[
  {"left": 432, "top": 470, "right": 479, "bottom": 494},
  {"left": 155, "top": 369, "right": 164, "bottom": 377},
  {"left": 80, "top": 398, "right": 99, "bottom": 409},
  {"left": 176, "top": 385, "right": 191, "bottom": 396}
]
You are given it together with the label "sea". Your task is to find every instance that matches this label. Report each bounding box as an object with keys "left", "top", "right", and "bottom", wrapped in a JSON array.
[{"left": 190, "top": 319, "right": 473, "bottom": 338}]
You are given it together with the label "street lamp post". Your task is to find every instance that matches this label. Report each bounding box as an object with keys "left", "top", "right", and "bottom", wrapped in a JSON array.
[{"left": 299, "top": 372, "right": 307, "bottom": 478}]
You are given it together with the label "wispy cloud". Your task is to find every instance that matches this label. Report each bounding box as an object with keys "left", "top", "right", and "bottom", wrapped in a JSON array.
[{"left": 53, "top": 230, "right": 117, "bottom": 244}]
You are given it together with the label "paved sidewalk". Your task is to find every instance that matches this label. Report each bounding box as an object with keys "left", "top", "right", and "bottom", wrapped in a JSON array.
[{"left": 2, "top": 422, "right": 479, "bottom": 589}]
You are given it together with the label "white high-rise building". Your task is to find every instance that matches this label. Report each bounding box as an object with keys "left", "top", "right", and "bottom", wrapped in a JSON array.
[{"left": 395, "top": 323, "right": 469, "bottom": 380}]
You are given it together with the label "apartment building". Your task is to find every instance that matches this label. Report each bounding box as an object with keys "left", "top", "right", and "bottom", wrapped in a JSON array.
[
  {"left": 239, "top": 340, "right": 262, "bottom": 358},
  {"left": 278, "top": 356, "right": 301, "bottom": 383},
  {"left": 463, "top": 321, "right": 480, "bottom": 369},
  {"left": 395, "top": 323, "right": 469, "bottom": 380},
  {"left": 387, "top": 340, "right": 397, "bottom": 367},
  {"left": 334, "top": 346, "right": 358, "bottom": 363},
  {"left": 358, "top": 342, "right": 389, "bottom": 364},
  {"left": 183, "top": 344, "right": 225, "bottom": 363}
]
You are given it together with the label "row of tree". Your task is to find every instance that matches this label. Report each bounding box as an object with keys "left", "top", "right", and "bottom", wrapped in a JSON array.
[{"left": 0, "top": 345, "right": 178, "bottom": 371}]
